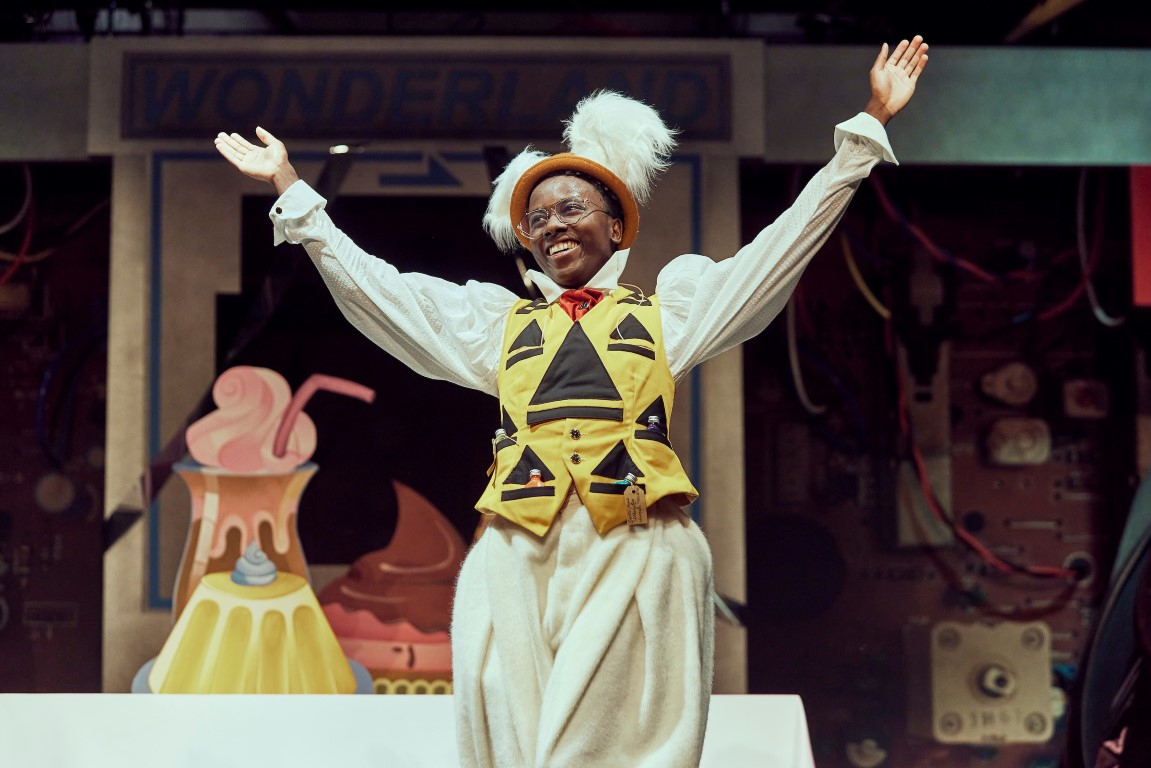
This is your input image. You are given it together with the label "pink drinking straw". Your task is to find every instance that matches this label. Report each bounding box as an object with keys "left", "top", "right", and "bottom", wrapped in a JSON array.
[{"left": 272, "top": 374, "right": 376, "bottom": 458}]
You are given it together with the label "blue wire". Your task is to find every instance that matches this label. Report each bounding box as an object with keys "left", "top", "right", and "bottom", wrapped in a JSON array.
[{"left": 35, "top": 328, "right": 107, "bottom": 467}]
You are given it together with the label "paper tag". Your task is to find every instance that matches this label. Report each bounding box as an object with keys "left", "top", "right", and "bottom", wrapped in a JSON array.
[{"left": 625, "top": 485, "right": 648, "bottom": 526}]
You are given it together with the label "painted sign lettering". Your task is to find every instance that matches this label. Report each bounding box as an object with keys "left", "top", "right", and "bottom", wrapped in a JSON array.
[{"left": 122, "top": 54, "right": 732, "bottom": 141}]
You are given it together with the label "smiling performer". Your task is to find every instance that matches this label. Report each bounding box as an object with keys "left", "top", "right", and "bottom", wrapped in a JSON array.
[{"left": 215, "top": 36, "right": 927, "bottom": 768}]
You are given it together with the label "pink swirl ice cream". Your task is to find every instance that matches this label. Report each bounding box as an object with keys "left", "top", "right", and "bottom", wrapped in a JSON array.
[
  {"left": 185, "top": 367, "right": 374, "bottom": 473},
  {"left": 173, "top": 366, "right": 375, "bottom": 620}
]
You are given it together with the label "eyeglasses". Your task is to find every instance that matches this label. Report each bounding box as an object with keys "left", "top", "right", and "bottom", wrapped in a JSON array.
[{"left": 517, "top": 197, "right": 611, "bottom": 240}]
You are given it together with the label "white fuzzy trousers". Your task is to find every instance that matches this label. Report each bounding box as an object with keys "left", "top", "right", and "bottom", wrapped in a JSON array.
[{"left": 451, "top": 493, "right": 715, "bottom": 767}]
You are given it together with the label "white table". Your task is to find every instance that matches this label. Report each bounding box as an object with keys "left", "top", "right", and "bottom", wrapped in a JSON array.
[{"left": 0, "top": 693, "right": 815, "bottom": 767}]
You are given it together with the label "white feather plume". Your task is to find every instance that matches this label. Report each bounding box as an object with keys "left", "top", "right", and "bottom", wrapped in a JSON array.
[
  {"left": 563, "top": 90, "right": 677, "bottom": 206},
  {"left": 483, "top": 90, "right": 676, "bottom": 252},
  {"left": 483, "top": 147, "right": 548, "bottom": 253}
]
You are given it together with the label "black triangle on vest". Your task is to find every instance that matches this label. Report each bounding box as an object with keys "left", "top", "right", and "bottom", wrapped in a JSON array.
[
  {"left": 590, "top": 441, "right": 644, "bottom": 479},
  {"left": 635, "top": 396, "right": 668, "bottom": 428},
  {"left": 611, "top": 313, "right": 654, "bottom": 343},
  {"left": 508, "top": 319, "right": 543, "bottom": 352},
  {"left": 506, "top": 445, "right": 556, "bottom": 484},
  {"left": 501, "top": 408, "right": 519, "bottom": 437},
  {"left": 529, "top": 323, "right": 621, "bottom": 406}
]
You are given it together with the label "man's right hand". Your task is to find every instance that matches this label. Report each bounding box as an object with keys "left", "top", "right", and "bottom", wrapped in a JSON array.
[
  {"left": 214, "top": 126, "right": 300, "bottom": 195},
  {"left": 863, "top": 35, "right": 929, "bottom": 126}
]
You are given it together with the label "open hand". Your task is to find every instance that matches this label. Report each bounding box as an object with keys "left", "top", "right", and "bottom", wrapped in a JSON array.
[
  {"left": 213, "top": 126, "right": 299, "bottom": 194},
  {"left": 865, "top": 36, "right": 929, "bottom": 126}
]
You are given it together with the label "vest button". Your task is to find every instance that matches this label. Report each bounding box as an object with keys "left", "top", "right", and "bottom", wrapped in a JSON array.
[
  {"left": 570, "top": 453, "right": 582, "bottom": 464},
  {"left": 570, "top": 428, "right": 581, "bottom": 440}
]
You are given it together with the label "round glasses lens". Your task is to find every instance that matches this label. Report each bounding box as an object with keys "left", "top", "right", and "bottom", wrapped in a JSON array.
[
  {"left": 554, "top": 198, "right": 589, "bottom": 223},
  {"left": 519, "top": 198, "right": 594, "bottom": 238},
  {"left": 523, "top": 210, "right": 549, "bottom": 235}
]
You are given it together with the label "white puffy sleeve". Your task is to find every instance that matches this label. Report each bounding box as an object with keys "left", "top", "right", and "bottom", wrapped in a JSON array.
[
  {"left": 270, "top": 181, "right": 516, "bottom": 397},
  {"left": 659, "top": 113, "right": 895, "bottom": 380}
]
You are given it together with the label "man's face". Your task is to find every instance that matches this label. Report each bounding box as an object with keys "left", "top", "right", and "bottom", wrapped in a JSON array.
[{"left": 525, "top": 175, "right": 623, "bottom": 289}]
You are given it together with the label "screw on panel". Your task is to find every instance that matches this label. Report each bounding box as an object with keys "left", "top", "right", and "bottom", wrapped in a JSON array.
[
  {"left": 1020, "top": 627, "right": 1045, "bottom": 651},
  {"left": 938, "top": 712, "right": 962, "bottom": 736},
  {"left": 1024, "top": 713, "right": 1048, "bottom": 734}
]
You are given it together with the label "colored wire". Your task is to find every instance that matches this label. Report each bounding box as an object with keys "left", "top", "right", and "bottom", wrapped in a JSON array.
[
  {"left": 1076, "top": 168, "right": 1125, "bottom": 328},
  {"left": 798, "top": 343, "right": 870, "bottom": 455},
  {"left": 1035, "top": 255, "right": 1096, "bottom": 323},
  {"left": 780, "top": 164, "right": 827, "bottom": 417},
  {"left": 1023, "top": 170, "right": 1115, "bottom": 325},
  {"left": 35, "top": 328, "right": 107, "bottom": 467},
  {"left": 764, "top": 318, "right": 871, "bottom": 454},
  {"left": 922, "top": 543, "right": 1078, "bottom": 621},
  {"left": 895, "top": 358, "right": 1078, "bottom": 580},
  {"left": 786, "top": 297, "right": 827, "bottom": 416},
  {"left": 0, "top": 199, "right": 35, "bottom": 287},
  {"left": 0, "top": 164, "right": 32, "bottom": 236},
  {"left": 840, "top": 232, "right": 891, "bottom": 319},
  {"left": 36, "top": 352, "right": 64, "bottom": 467},
  {"left": 869, "top": 174, "right": 1002, "bottom": 284},
  {"left": 972, "top": 243, "right": 1093, "bottom": 330},
  {"left": 0, "top": 198, "right": 109, "bottom": 264}
]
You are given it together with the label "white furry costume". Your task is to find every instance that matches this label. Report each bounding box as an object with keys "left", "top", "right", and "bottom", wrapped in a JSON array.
[
  {"left": 453, "top": 494, "right": 713, "bottom": 766},
  {"left": 269, "top": 89, "right": 896, "bottom": 763}
]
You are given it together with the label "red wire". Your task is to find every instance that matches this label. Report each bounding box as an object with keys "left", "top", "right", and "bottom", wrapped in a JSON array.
[
  {"left": 870, "top": 175, "right": 1002, "bottom": 284},
  {"left": 895, "top": 354, "right": 1077, "bottom": 580},
  {"left": 1036, "top": 189, "right": 1106, "bottom": 322},
  {"left": 0, "top": 198, "right": 35, "bottom": 287},
  {"left": 872, "top": 170, "right": 1092, "bottom": 579},
  {"left": 868, "top": 171, "right": 1115, "bottom": 326},
  {"left": 1036, "top": 278, "right": 1089, "bottom": 322},
  {"left": 908, "top": 443, "right": 1012, "bottom": 575}
]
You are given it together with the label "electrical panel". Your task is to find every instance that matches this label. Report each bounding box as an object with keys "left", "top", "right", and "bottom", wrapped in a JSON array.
[
  {"left": 0, "top": 162, "right": 109, "bottom": 692},
  {"left": 742, "top": 163, "right": 1133, "bottom": 768}
]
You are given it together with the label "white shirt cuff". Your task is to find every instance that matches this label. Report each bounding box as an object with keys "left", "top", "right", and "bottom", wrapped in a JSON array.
[
  {"left": 269, "top": 179, "right": 327, "bottom": 246},
  {"left": 834, "top": 112, "right": 898, "bottom": 165}
]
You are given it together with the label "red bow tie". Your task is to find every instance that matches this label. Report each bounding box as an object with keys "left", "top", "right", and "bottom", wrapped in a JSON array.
[{"left": 558, "top": 288, "right": 604, "bottom": 321}]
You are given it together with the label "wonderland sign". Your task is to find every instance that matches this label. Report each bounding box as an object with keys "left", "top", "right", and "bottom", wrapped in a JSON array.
[{"left": 121, "top": 52, "right": 732, "bottom": 141}]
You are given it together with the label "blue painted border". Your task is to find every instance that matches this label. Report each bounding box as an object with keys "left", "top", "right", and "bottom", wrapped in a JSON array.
[{"left": 677, "top": 154, "right": 705, "bottom": 524}]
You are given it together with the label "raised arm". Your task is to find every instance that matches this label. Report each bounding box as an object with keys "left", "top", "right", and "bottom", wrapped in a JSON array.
[
  {"left": 210, "top": 127, "right": 514, "bottom": 395},
  {"left": 661, "top": 36, "right": 928, "bottom": 377},
  {"left": 864, "top": 36, "right": 929, "bottom": 126},
  {"left": 214, "top": 126, "right": 301, "bottom": 196}
]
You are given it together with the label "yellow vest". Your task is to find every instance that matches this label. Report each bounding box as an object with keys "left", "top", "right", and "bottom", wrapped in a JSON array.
[{"left": 475, "top": 286, "right": 698, "bottom": 535}]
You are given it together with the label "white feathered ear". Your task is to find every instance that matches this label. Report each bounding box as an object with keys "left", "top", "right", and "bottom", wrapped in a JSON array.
[
  {"left": 563, "top": 90, "right": 677, "bottom": 206},
  {"left": 484, "top": 148, "right": 548, "bottom": 253}
]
